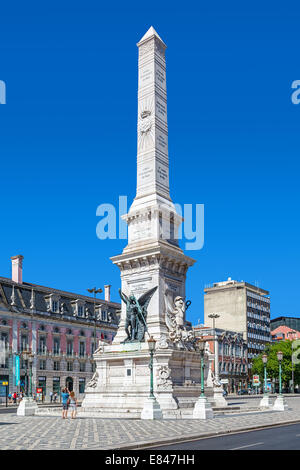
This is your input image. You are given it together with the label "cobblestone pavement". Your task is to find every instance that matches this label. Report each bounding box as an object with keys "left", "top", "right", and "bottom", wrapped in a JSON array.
[{"left": 0, "top": 397, "right": 300, "bottom": 450}]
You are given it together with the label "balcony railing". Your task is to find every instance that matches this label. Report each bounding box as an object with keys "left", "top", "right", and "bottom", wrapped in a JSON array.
[
  {"left": 37, "top": 348, "right": 47, "bottom": 355},
  {"left": 52, "top": 350, "right": 61, "bottom": 357},
  {"left": 66, "top": 351, "right": 76, "bottom": 358}
]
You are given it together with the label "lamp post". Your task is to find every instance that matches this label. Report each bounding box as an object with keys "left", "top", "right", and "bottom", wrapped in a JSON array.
[
  {"left": 208, "top": 313, "right": 220, "bottom": 380},
  {"left": 141, "top": 336, "right": 163, "bottom": 420},
  {"left": 28, "top": 352, "right": 34, "bottom": 398},
  {"left": 198, "top": 339, "right": 206, "bottom": 398},
  {"left": 208, "top": 313, "right": 227, "bottom": 407},
  {"left": 21, "top": 349, "right": 30, "bottom": 397},
  {"left": 192, "top": 338, "right": 214, "bottom": 419},
  {"left": 273, "top": 350, "right": 288, "bottom": 411},
  {"left": 262, "top": 354, "right": 268, "bottom": 395},
  {"left": 148, "top": 336, "right": 156, "bottom": 398},
  {"left": 17, "top": 349, "right": 38, "bottom": 416},
  {"left": 291, "top": 344, "right": 295, "bottom": 393},
  {"left": 259, "top": 353, "right": 270, "bottom": 408},
  {"left": 277, "top": 350, "right": 283, "bottom": 396},
  {"left": 87, "top": 287, "right": 103, "bottom": 355}
]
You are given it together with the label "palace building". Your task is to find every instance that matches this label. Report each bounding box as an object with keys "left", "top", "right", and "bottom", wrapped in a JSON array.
[{"left": 0, "top": 255, "right": 120, "bottom": 401}]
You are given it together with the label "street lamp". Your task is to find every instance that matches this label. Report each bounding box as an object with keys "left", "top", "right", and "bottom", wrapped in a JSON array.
[
  {"left": 141, "top": 335, "right": 163, "bottom": 419},
  {"left": 87, "top": 287, "right": 103, "bottom": 355},
  {"left": 21, "top": 349, "right": 31, "bottom": 396},
  {"left": 16, "top": 350, "right": 38, "bottom": 416},
  {"left": 277, "top": 350, "right": 283, "bottom": 396},
  {"left": 192, "top": 338, "right": 214, "bottom": 419},
  {"left": 262, "top": 354, "right": 268, "bottom": 395},
  {"left": 198, "top": 339, "right": 206, "bottom": 398},
  {"left": 28, "top": 352, "right": 34, "bottom": 398},
  {"left": 259, "top": 353, "right": 270, "bottom": 408},
  {"left": 147, "top": 336, "right": 156, "bottom": 398},
  {"left": 273, "top": 349, "right": 288, "bottom": 411},
  {"left": 208, "top": 313, "right": 220, "bottom": 380}
]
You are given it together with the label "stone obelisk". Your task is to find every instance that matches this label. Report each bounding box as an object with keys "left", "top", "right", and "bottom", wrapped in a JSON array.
[
  {"left": 111, "top": 26, "right": 195, "bottom": 344},
  {"left": 81, "top": 28, "right": 213, "bottom": 419}
]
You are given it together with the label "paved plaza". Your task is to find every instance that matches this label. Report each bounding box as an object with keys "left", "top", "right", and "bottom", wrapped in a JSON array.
[{"left": 0, "top": 397, "right": 299, "bottom": 450}]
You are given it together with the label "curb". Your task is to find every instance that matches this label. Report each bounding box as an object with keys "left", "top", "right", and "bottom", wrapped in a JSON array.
[{"left": 115, "top": 419, "right": 300, "bottom": 450}]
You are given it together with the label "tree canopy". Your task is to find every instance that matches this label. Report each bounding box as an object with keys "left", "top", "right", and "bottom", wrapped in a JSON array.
[{"left": 251, "top": 341, "right": 300, "bottom": 386}]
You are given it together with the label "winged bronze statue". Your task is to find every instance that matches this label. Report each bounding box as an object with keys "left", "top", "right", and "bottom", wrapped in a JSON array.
[{"left": 119, "top": 286, "right": 158, "bottom": 342}]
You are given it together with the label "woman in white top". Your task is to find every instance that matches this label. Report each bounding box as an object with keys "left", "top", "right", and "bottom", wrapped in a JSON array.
[{"left": 69, "top": 391, "right": 78, "bottom": 419}]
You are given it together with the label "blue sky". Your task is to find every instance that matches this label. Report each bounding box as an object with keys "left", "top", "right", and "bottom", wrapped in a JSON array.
[{"left": 0, "top": 1, "right": 299, "bottom": 325}]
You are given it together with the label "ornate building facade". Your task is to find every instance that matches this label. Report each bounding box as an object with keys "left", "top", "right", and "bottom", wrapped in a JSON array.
[
  {"left": 0, "top": 255, "right": 120, "bottom": 401},
  {"left": 194, "top": 326, "right": 248, "bottom": 393}
]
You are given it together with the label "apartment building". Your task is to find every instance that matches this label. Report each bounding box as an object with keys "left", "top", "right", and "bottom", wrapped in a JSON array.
[{"left": 204, "top": 277, "right": 271, "bottom": 366}]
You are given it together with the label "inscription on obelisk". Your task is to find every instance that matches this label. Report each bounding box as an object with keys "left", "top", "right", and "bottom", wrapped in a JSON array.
[{"left": 136, "top": 27, "right": 170, "bottom": 202}]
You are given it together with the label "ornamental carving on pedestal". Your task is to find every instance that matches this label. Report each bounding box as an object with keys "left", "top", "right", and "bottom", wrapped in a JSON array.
[
  {"left": 157, "top": 334, "right": 169, "bottom": 350},
  {"left": 156, "top": 365, "right": 172, "bottom": 391},
  {"left": 165, "top": 293, "right": 197, "bottom": 351}
]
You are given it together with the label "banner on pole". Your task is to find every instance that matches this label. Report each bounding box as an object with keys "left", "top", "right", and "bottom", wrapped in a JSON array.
[{"left": 15, "top": 355, "right": 20, "bottom": 386}]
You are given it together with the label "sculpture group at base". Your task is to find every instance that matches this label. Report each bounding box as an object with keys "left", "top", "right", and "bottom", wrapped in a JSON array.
[
  {"left": 119, "top": 287, "right": 157, "bottom": 342},
  {"left": 165, "top": 294, "right": 197, "bottom": 351}
]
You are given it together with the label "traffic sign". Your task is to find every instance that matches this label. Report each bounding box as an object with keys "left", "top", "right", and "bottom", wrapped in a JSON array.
[{"left": 253, "top": 375, "right": 260, "bottom": 386}]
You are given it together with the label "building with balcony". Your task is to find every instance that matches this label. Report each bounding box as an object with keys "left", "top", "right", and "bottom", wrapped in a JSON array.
[
  {"left": 194, "top": 325, "right": 248, "bottom": 393},
  {"left": 0, "top": 255, "right": 120, "bottom": 401}
]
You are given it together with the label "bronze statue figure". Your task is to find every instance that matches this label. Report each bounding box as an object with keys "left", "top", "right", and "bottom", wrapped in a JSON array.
[{"left": 118, "top": 287, "right": 157, "bottom": 342}]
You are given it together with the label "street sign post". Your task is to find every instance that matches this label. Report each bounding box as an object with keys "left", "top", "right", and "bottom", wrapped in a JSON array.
[
  {"left": 36, "top": 387, "right": 43, "bottom": 401},
  {"left": 253, "top": 375, "right": 260, "bottom": 385},
  {"left": 253, "top": 375, "right": 260, "bottom": 393},
  {"left": 0, "top": 381, "right": 8, "bottom": 407}
]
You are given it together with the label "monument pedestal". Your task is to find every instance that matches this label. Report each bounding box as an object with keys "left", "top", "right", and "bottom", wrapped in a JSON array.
[
  {"left": 141, "top": 396, "right": 163, "bottom": 420},
  {"left": 193, "top": 396, "right": 214, "bottom": 419},
  {"left": 81, "top": 342, "right": 213, "bottom": 419},
  {"left": 17, "top": 397, "right": 39, "bottom": 416},
  {"left": 273, "top": 395, "right": 288, "bottom": 411},
  {"left": 260, "top": 395, "right": 271, "bottom": 408},
  {"left": 210, "top": 387, "right": 228, "bottom": 408}
]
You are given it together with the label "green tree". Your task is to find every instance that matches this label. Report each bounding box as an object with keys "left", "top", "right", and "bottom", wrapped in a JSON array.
[{"left": 251, "top": 341, "right": 300, "bottom": 390}]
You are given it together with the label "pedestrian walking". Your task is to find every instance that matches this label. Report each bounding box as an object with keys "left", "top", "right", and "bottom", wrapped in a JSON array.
[
  {"left": 61, "top": 388, "right": 70, "bottom": 419},
  {"left": 69, "top": 391, "right": 78, "bottom": 419},
  {"left": 53, "top": 392, "right": 57, "bottom": 403},
  {"left": 50, "top": 391, "right": 53, "bottom": 403},
  {"left": 12, "top": 392, "right": 17, "bottom": 404}
]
